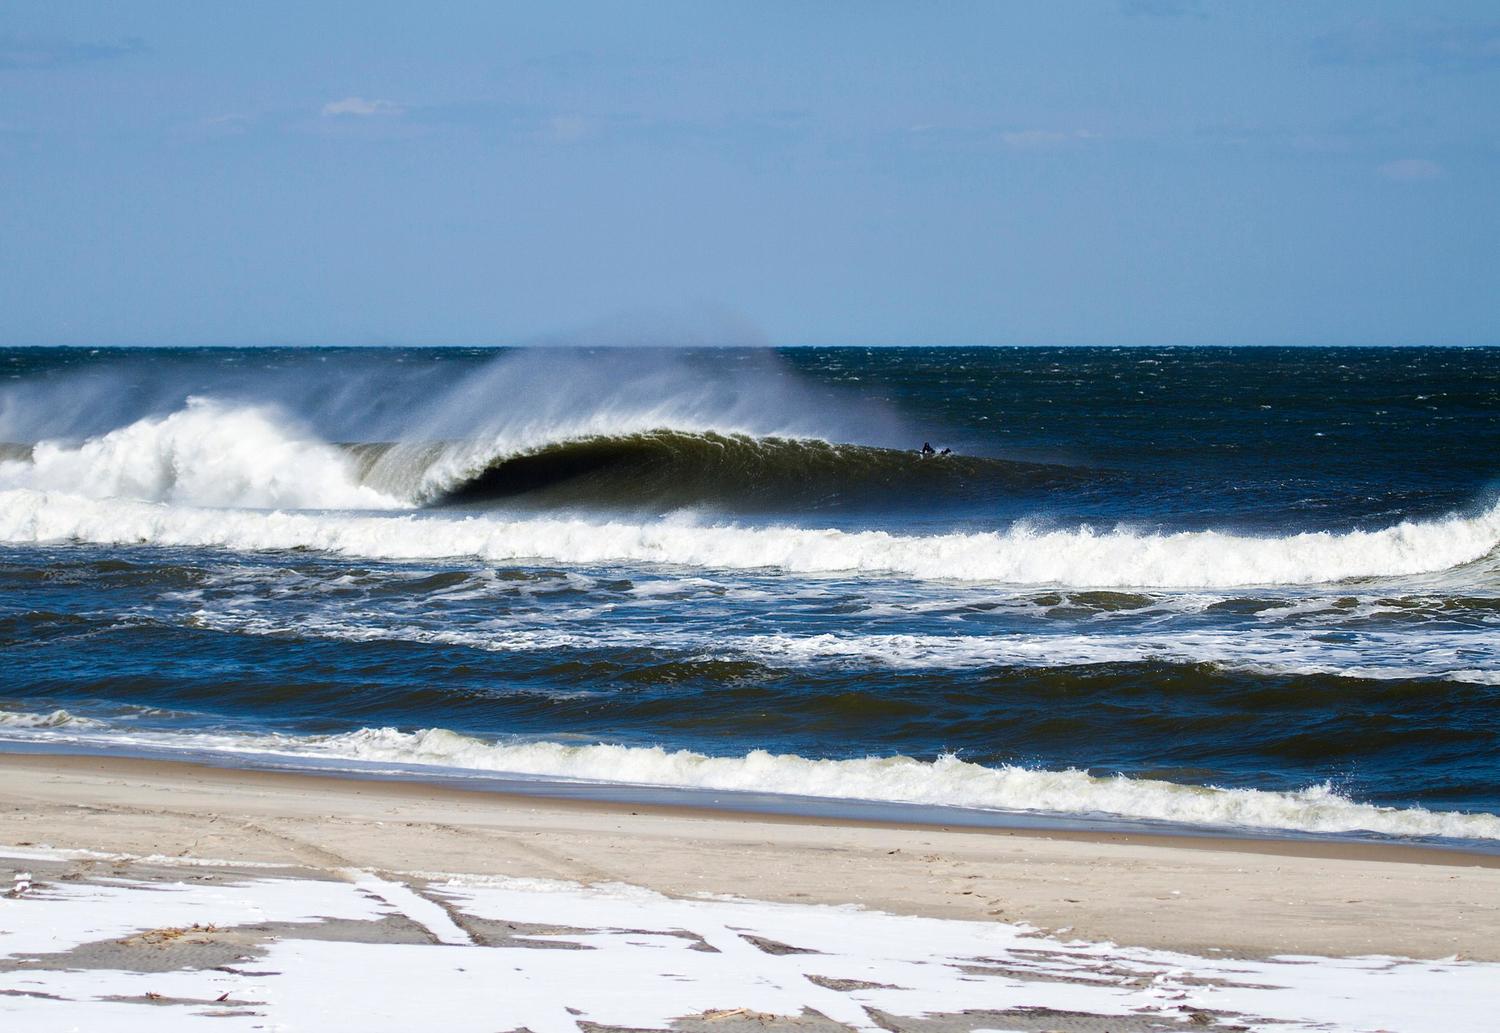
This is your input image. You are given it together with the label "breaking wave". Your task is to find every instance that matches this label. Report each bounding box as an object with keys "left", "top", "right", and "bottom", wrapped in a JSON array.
[
  {"left": 0, "top": 399, "right": 397, "bottom": 510},
  {"left": 352, "top": 430, "right": 1077, "bottom": 511},
  {"left": 0, "top": 708, "right": 105, "bottom": 729}
]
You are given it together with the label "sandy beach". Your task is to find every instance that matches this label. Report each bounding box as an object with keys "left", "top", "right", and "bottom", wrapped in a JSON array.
[
  {"left": 4, "top": 751, "right": 1499, "bottom": 959},
  {"left": 7, "top": 4, "right": 1499, "bottom": 1030},
  {"left": 5, "top": 753, "right": 1500, "bottom": 1032}
]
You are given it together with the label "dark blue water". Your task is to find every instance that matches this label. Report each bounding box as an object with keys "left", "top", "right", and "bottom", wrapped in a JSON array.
[{"left": 2, "top": 346, "right": 1497, "bottom": 842}]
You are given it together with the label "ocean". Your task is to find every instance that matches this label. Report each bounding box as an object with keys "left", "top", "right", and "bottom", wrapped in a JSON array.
[{"left": 1, "top": 345, "right": 1497, "bottom": 845}]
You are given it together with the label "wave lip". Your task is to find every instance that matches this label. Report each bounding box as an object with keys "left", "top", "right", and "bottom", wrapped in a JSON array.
[
  {"left": 3, "top": 488, "right": 1497, "bottom": 588},
  {"left": 4, "top": 715, "right": 1498, "bottom": 842}
]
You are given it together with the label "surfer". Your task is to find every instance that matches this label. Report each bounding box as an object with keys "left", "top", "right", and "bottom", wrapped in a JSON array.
[{"left": 920, "top": 442, "right": 935, "bottom": 456}]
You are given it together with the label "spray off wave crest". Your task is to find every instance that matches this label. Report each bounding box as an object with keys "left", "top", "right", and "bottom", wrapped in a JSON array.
[
  {"left": 3, "top": 487, "right": 1498, "bottom": 587},
  {"left": 0, "top": 344, "right": 900, "bottom": 512}
]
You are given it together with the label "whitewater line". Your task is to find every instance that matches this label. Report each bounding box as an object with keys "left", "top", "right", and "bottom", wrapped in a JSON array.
[
  {"left": 2, "top": 488, "right": 1498, "bottom": 588},
  {"left": 4, "top": 714, "right": 1500, "bottom": 841}
]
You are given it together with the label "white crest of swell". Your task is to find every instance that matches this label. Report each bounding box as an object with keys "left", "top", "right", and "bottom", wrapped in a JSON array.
[
  {"left": 0, "top": 399, "right": 398, "bottom": 510},
  {"left": 1, "top": 488, "right": 1497, "bottom": 588}
]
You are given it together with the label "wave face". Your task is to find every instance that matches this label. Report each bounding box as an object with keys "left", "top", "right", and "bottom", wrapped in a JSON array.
[
  {"left": 2, "top": 345, "right": 1498, "bottom": 844},
  {"left": 393, "top": 431, "right": 1078, "bottom": 512}
]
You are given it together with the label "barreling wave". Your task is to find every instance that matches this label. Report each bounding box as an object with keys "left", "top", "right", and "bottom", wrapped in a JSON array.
[
  {"left": 3, "top": 712, "right": 1498, "bottom": 840},
  {"left": 2, "top": 487, "right": 1497, "bottom": 587},
  {"left": 351, "top": 430, "right": 1078, "bottom": 511}
]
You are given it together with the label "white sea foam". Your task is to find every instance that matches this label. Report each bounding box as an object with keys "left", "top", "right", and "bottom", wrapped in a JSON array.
[
  {"left": 2, "top": 487, "right": 1497, "bottom": 588},
  {"left": 0, "top": 399, "right": 398, "bottom": 510},
  {"left": 0, "top": 708, "right": 104, "bottom": 729},
  {"left": 176, "top": 606, "right": 1500, "bottom": 685},
  {"left": 4, "top": 715, "right": 1498, "bottom": 841},
  {"left": 738, "top": 630, "right": 1500, "bottom": 684}
]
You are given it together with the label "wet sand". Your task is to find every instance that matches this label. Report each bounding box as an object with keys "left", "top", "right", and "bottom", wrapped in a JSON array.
[{"left": 3, "top": 751, "right": 1499, "bottom": 961}]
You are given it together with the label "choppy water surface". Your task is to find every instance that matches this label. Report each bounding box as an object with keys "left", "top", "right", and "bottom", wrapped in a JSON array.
[{"left": 2, "top": 346, "right": 1497, "bottom": 843}]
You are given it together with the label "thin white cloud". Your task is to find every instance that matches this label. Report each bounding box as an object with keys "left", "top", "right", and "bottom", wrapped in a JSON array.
[
  {"left": 1000, "top": 129, "right": 1094, "bottom": 149},
  {"left": 321, "top": 96, "right": 405, "bottom": 118},
  {"left": 187, "top": 112, "right": 252, "bottom": 137},
  {"left": 0, "top": 35, "right": 147, "bottom": 71},
  {"left": 1120, "top": 0, "right": 1205, "bottom": 18},
  {"left": 1316, "top": 19, "right": 1500, "bottom": 70},
  {"left": 547, "top": 113, "right": 593, "bottom": 143},
  {"left": 1378, "top": 158, "right": 1443, "bottom": 182}
]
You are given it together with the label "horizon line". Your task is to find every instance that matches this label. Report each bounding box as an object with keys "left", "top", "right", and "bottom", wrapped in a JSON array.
[{"left": 4, "top": 340, "right": 1498, "bottom": 350}]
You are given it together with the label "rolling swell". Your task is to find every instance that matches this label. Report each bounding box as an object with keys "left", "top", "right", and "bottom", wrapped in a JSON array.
[{"left": 415, "top": 431, "right": 1083, "bottom": 511}]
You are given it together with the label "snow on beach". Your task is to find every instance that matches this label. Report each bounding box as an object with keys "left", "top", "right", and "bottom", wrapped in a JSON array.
[{"left": 1, "top": 846, "right": 1493, "bottom": 1033}]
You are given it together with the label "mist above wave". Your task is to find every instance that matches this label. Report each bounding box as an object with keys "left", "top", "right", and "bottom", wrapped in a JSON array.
[{"left": 0, "top": 347, "right": 908, "bottom": 457}]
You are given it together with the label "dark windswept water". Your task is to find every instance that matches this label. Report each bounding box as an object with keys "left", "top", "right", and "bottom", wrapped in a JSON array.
[{"left": 1, "top": 346, "right": 1498, "bottom": 844}]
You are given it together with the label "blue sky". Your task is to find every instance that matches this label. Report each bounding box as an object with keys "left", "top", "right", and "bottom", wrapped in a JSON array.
[{"left": 1, "top": 1, "right": 1496, "bottom": 346}]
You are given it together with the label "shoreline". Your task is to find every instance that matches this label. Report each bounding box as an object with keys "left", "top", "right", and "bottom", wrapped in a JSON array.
[
  {"left": 6, "top": 733, "right": 1499, "bottom": 857},
  {"left": 5, "top": 750, "right": 1500, "bottom": 961},
  {"left": 5, "top": 743, "right": 1499, "bottom": 866},
  {"left": 5, "top": 728, "right": 1494, "bottom": 857}
]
